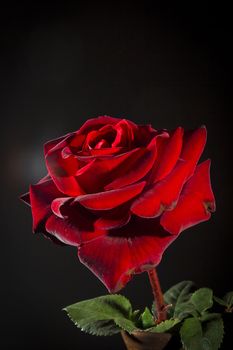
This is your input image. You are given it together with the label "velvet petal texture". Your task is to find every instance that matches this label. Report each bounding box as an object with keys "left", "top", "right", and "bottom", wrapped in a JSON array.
[
  {"left": 44, "top": 133, "right": 73, "bottom": 156},
  {"left": 131, "top": 160, "right": 192, "bottom": 218},
  {"left": 160, "top": 160, "right": 215, "bottom": 235},
  {"left": 150, "top": 127, "right": 183, "bottom": 183},
  {"left": 94, "top": 205, "right": 131, "bottom": 230},
  {"left": 51, "top": 197, "right": 72, "bottom": 218},
  {"left": 46, "top": 203, "right": 106, "bottom": 246},
  {"left": 45, "top": 134, "right": 85, "bottom": 197},
  {"left": 78, "top": 216, "right": 176, "bottom": 292},
  {"left": 105, "top": 132, "right": 168, "bottom": 190},
  {"left": 29, "top": 179, "right": 62, "bottom": 232},
  {"left": 181, "top": 126, "right": 207, "bottom": 170},
  {"left": 45, "top": 214, "right": 106, "bottom": 246},
  {"left": 75, "top": 181, "right": 146, "bottom": 210},
  {"left": 111, "top": 119, "right": 137, "bottom": 147},
  {"left": 78, "top": 115, "right": 121, "bottom": 135},
  {"left": 131, "top": 126, "right": 207, "bottom": 218},
  {"left": 74, "top": 148, "right": 142, "bottom": 193}
]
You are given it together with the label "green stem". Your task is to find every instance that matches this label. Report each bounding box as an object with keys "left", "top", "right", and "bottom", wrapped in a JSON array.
[{"left": 148, "top": 268, "right": 167, "bottom": 323}]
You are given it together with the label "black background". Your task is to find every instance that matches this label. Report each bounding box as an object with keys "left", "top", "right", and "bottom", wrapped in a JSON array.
[{"left": 1, "top": 2, "right": 232, "bottom": 349}]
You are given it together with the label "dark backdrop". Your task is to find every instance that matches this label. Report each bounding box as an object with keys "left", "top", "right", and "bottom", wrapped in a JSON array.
[{"left": 1, "top": 2, "right": 232, "bottom": 349}]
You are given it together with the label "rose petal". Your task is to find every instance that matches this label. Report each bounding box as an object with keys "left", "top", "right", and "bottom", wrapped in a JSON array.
[
  {"left": 42, "top": 231, "right": 67, "bottom": 246},
  {"left": 45, "top": 204, "right": 105, "bottom": 246},
  {"left": 112, "top": 119, "right": 137, "bottom": 147},
  {"left": 181, "top": 126, "right": 207, "bottom": 169},
  {"left": 44, "top": 133, "right": 73, "bottom": 156},
  {"left": 160, "top": 160, "right": 215, "bottom": 235},
  {"left": 75, "top": 181, "right": 146, "bottom": 210},
  {"left": 51, "top": 197, "right": 72, "bottom": 218},
  {"left": 78, "top": 216, "right": 175, "bottom": 292},
  {"left": 94, "top": 206, "right": 131, "bottom": 230},
  {"left": 131, "top": 126, "right": 208, "bottom": 218},
  {"left": 20, "top": 192, "right": 30, "bottom": 206},
  {"left": 75, "top": 148, "right": 143, "bottom": 193},
  {"left": 90, "top": 147, "right": 124, "bottom": 157},
  {"left": 20, "top": 175, "right": 52, "bottom": 206},
  {"left": 150, "top": 127, "right": 184, "bottom": 183},
  {"left": 45, "top": 134, "right": 85, "bottom": 196},
  {"left": 83, "top": 124, "right": 116, "bottom": 150},
  {"left": 78, "top": 115, "right": 120, "bottom": 134},
  {"left": 63, "top": 147, "right": 124, "bottom": 161},
  {"left": 105, "top": 133, "right": 167, "bottom": 190},
  {"left": 29, "top": 179, "right": 62, "bottom": 232},
  {"left": 38, "top": 174, "right": 51, "bottom": 183},
  {"left": 131, "top": 159, "right": 192, "bottom": 218},
  {"left": 134, "top": 124, "right": 158, "bottom": 146}
]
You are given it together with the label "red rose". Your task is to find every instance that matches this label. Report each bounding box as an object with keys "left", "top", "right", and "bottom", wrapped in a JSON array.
[{"left": 21, "top": 116, "right": 215, "bottom": 292}]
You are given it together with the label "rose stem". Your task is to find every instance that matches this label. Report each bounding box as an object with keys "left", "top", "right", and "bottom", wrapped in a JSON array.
[{"left": 147, "top": 268, "right": 167, "bottom": 324}]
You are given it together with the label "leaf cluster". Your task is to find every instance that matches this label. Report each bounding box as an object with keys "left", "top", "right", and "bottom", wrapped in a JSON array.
[{"left": 63, "top": 282, "right": 232, "bottom": 349}]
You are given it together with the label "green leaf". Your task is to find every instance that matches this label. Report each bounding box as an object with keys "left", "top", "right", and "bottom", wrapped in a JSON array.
[
  {"left": 191, "top": 288, "right": 213, "bottom": 314},
  {"left": 180, "top": 317, "right": 203, "bottom": 350},
  {"left": 69, "top": 319, "right": 120, "bottom": 336},
  {"left": 114, "top": 317, "right": 138, "bottom": 334},
  {"left": 150, "top": 318, "right": 181, "bottom": 333},
  {"left": 63, "top": 294, "right": 137, "bottom": 336},
  {"left": 213, "top": 296, "right": 227, "bottom": 307},
  {"left": 200, "top": 313, "right": 221, "bottom": 322},
  {"left": 202, "top": 317, "right": 224, "bottom": 350},
  {"left": 139, "top": 307, "right": 155, "bottom": 329},
  {"left": 174, "top": 301, "right": 199, "bottom": 320},
  {"left": 131, "top": 309, "right": 141, "bottom": 324},
  {"left": 164, "top": 281, "right": 195, "bottom": 305},
  {"left": 214, "top": 291, "right": 233, "bottom": 311},
  {"left": 163, "top": 281, "right": 196, "bottom": 318},
  {"left": 223, "top": 291, "right": 233, "bottom": 308},
  {"left": 180, "top": 316, "right": 224, "bottom": 350}
]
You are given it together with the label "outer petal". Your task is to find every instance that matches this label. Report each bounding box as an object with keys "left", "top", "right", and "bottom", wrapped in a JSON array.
[
  {"left": 149, "top": 127, "right": 183, "bottom": 183},
  {"left": 44, "top": 133, "right": 74, "bottom": 156},
  {"left": 45, "top": 134, "right": 85, "bottom": 196},
  {"left": 78, "top": 216, "right": 176, "bottom": 292},
  {"left": 20, "top": 192, "right": 31, "bottom": 206},
  {"left": 51, "top": 197, "right": 73, "bottom": 218},
  {"left": 45, "top": 203, "right": 106, "bottom": 246},
  {"left": 131, "top": 160, "right": 192, "bottom": 218},
  {"left": 94, "top": 214, "right": 131, "bottom": 230},
  {"left": 94, "top": 205, "right": 131, "bottom": 230},
  {"left": 131, "top": 126, "right": 207, "bottom": 218},
  {"left": 160, "top": 160, "right": 215, "bottom": 235},
  {"left": 38, "top": 174, "right": 51, "bottom": 184},
  {"left": 181, "top": 126, "right": 207, "bottom": 169},
  {"left": 20, "top": 175, "right": 52, "bottom": 207},
  {"left": 75, "top": 181, "right": 146, "bottom": 210},
  {"left": 29, "top": 179, "right": 62, "bottom": 232}
]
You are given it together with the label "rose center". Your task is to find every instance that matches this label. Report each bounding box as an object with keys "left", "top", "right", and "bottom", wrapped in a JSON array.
[{"left": 87, "top": 128, "right": 117, "bottom": 149}]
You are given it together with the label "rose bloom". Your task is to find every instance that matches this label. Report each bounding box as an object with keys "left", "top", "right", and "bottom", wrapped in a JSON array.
[{"left": 21, "top": 116, "right": 215, "bottom": 292}]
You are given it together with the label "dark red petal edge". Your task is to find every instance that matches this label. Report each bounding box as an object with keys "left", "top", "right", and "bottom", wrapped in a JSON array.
[
  {"left": 29, "top": 179, "right": 62, "bottom": 232},
  {"left": 160, "top": 159, "right": 215, "bottom": 235},
  {"left": 131, "top": 126, "right": 207, "bottom": 218}
]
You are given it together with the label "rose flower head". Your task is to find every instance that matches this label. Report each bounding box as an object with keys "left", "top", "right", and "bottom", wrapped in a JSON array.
[{"left": 21, "top": 116, "right": 215, "bottom": 292}]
